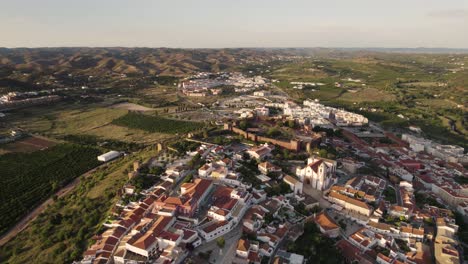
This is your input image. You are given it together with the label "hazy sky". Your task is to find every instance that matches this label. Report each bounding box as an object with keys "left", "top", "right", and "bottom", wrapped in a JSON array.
[{"left": 1, "top": 0, "right": 467, "bottom": 48}]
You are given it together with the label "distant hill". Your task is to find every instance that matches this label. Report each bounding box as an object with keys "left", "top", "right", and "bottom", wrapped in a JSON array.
[
  {"left": 0, "top": 48, "right": 290, "bottom": 77},
  {"left": 1, "top": 47, "right": 466, "bottom": 78}
]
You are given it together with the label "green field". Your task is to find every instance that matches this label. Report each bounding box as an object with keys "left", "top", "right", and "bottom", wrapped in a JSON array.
[
  {"left": 2, "top": 103, "right": 173, "bottom": 144},
  {"left": 268, "top": 54, "right": 468, "bottom": 148},
  {"left": 0, "top": 147, "right": 158, "bottom": 263},
  {"left": 112, "top": 112, "right": 205, "bottom": 134},
  {"left": 0, "top": 144, "right": 101, "bottom": 236}
]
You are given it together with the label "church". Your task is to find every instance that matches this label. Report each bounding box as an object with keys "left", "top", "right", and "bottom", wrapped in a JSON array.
[{"left": 296, "top": 156, "right": 337, "bottom": 191}]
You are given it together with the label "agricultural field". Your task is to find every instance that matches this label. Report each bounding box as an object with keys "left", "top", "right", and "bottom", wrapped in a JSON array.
[
  {"left": 2, "top": 103, "right": 172, "bottom": 144},
  {"left": 0, "top": 147, "right": 159, "bottom": 263},
  {"left": 268, "top": 54, "right": 468, "bottom": 148},
  {"left": 112, "top": 112, "right": 205, "bottom": 134},
  {"left": 0, "top": 143, "right": 101, "bottom": 236},
  {"left": 338, "top": 87, "right": 396, "bottom": 102},
  {"left": 0, "top": 136, "right": 57, "bottom": 154}
]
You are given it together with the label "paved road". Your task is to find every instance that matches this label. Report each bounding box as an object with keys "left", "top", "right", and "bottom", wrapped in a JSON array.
[
  {"left": 215, "top": 231, "right": 242, "bottom": 264},
  {"left": 392, "top": 184, "right": 403, "bottom": 207},
  {"left": 302, "top": 185, "right": 331, "bottom": 209},
  {"left": 0, "top": 161, "right": 109, "bottom": 247}
]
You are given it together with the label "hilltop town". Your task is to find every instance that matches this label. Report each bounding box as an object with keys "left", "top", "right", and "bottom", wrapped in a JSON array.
[
  {"left": 2, "top": 0, "right": 468, "bottom": 261},
  {"left": 0, "top": 49, "right": 467, "bottom": 264},
  {"left": 64, "top": 73, "right": 466, "bottom": 264}
]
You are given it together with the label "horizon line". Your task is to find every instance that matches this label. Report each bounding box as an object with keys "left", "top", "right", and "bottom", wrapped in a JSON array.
[{"left": 1, "top": 46, "right": 468, "bottom": 50}]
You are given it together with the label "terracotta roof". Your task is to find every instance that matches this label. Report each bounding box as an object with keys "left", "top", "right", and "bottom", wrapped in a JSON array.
[
  {"left": 214, "top": 208, "right": 230, "bottom": 216},
  {"left": 315, "top": 212, "right": 340, "bottom": 231},
  {"left": 329, "top": 191, "right": 370, "bottom": 210},
  {"left": 308, "top": 159, "right": 324, "bottom": 173},
  {"left": 284, "top": 175, "right": 300, "bottom": 185},
  {"left": 336, "top": 239, "right": 361, "bottom": 262},
  {"left": 182, "top": 228, "right": 197, "bottom": 240},
  {"left": 199, "top": 164, "right": 211, "bottom": 171},
  {"left": 237, "top": 239, "right": 250, "bottom": 252},
  {"left": 331, "top": 185, "right": 347, "bottom": 192},
  {"left": 248, "top": 250, "right": 261, "bottom": 262},
  {"left": 259, "top": 161, "right": 281, "bottom": 171},
  {"left": 164, "top": 197, "right": 184, "bottom": 205},
  {"left": 149, "top": 216, "right": 172, "bottom": 235},
  {"left": 390, "top": 205, "right": 407, "bottom": 212},
  {"left": 202, "top": 220, "right": 228, "bottom": 233},
  {"left": 274, "top": 225, "right": 288, "bottom": 238},
  {"left": 368, "top": 221, "right": 392, "bottom": 231},
  {"left": 102, "top": 236, "right": 118, "bottom": 247},
  {"left": 129, "top": 232, "right": 156, "bottom": 250},
  {"left": 159, "top": 230, "right": 181, "bottom": 241}
]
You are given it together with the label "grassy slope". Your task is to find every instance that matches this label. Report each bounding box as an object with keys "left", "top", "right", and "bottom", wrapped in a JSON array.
[
  {"left": 2, "top": 103, "right": 172, "bottom": 144},
  {"left": 0, "top": 144, "right": 101, "bottom": 235},
  {"left": 0, "top": 147, "right": 159, "bottom": 263}
]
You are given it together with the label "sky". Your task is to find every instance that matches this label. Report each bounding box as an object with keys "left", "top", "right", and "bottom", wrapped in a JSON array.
[{"left": 1, "top": 0, "right": 468, "bottom": 48}]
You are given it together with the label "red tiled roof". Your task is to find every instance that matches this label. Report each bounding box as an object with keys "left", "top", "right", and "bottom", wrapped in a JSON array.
[
  {"left": 182, "top": 228, "right": 197, "bottom": 240},
  {"left": 237, "top": 239, "right": 250, "bottom": 252},
  {"left": 315, "top": 212, "right": 340, "bottom": 231},
  {"left": 202, "top": 221, "right": 228, "bottom": 233},
  {"left": 248, "top": 250, "right": 261, "bottom": 262},
  {"left": 336, "top": 239, "right": 361, "bottom": 262},
  {"left": 159, "top": 230, "right": 180, "bottom": 241},
  {"left": 308, "top": 159, "right": 324, "bottom": 173},
  {"left": 130, "top": 232, "right": 156, "bottom": 250}
]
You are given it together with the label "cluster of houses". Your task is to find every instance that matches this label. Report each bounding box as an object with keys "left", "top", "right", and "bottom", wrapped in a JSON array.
[
  {"left": 234, "top": 194, "right": 307, "bottom": 264},
  {"left": 80, "top": 136, "right": 339, "bottom": 264},
  {"left": 179, "top": 72, "right": 267, "bottom": 97},
  {"left": 335, "top": 213, "right": 460, "bottom": 264},
  {"left": 327, "top": 126, "right": 467, "bottom": 264},
  {"left": 75, "top": 79, "right": 468, "bottom": 264},
  {"left": 368, "top": 133, "right": 468, "bottom": 213},
  {"left": 275, "top": 99, "right": 368, "bottom": 127},
  {"left": 335, "top": 123, "right": 468, "bottom": 215},
  {"left": 81, "top": 175, "right": 215, "bottom": 264},
  {"left": 402, "top": 133, "right": 468, "bottom": 165},
  {"left": 324, "top": 175, "right": 386, "bottom": 221},
  {"left": 235, "top": 106, "right": 270, "bottom": 119}
]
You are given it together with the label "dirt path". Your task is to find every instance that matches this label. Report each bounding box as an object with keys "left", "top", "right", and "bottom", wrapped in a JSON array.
[{"left": 0, "top": 164, "right": 105, "bottom": 247}]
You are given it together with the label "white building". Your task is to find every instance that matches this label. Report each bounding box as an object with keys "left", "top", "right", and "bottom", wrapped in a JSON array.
[
  {"left": 402, "top": 133, "right": 467, "bottom": 164},
  {"left": 254, "top": 106, "right": 269, "bottom": 117},
  {"left": 296, "top": 157, "right": 337, "bottom": 191},
  {"left": 283, "top": 175, "right": 303, "bottom": 195},
  {"left": 253, "top": 90, "right": 270, "bottom": 97},
  {"left": 198, "top": 220, "right": 232, "bottom": 242},
  {"left": 247, "top": 143, "right": 274, "bottom": 160},
  {"left": 97, "top": 151, "right": 121, "bottom": 162}
]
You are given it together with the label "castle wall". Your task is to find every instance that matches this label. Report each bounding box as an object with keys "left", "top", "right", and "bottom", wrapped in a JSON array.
[{"left": 225, "top": 123, "right": 301, "bottom": 151}]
